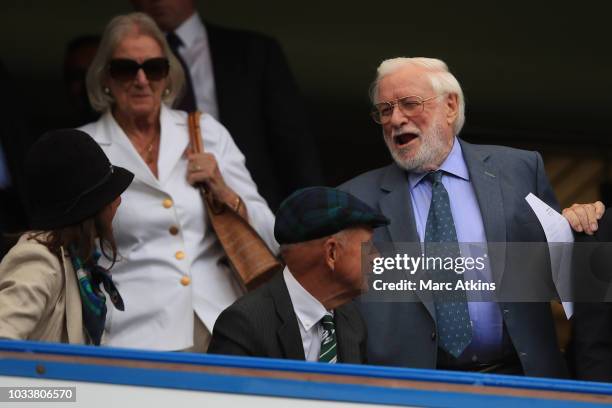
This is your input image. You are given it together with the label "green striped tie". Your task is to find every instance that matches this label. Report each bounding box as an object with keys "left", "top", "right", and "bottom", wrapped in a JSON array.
[{"left": 318, "top": 314, "right": 337, "bottom": 363}]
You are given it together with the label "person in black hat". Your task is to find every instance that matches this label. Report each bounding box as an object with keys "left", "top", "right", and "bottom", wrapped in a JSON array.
[
  {"left": 0, "top": 129, "right": 133, "bottom": 345},
  {"left": 208, "top": 186, "right": 389, "bottom": 363}
]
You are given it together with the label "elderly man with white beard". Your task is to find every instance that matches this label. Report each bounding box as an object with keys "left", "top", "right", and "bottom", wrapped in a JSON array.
[{"left": 340, "top": 57, "right": 604, "bottom": 377}]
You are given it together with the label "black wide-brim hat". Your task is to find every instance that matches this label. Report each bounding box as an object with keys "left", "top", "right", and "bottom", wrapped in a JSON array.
[{"left": 25, "top": 129, "right": 134, "bottom": 230}]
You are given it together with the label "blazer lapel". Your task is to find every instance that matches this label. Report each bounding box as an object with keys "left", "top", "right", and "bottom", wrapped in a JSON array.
[
  {"left": 60, "top": 248, "right": 85, "bottom": 344},
  {"left": 379, "top": 164, "right": 436, "bottom": 319},
  {"left": 157, "top": 105, "right": 189, "bottom": 185},
  {"left": 96, "top": 112, "right": 160, "bottom": 190},
  {"left": 334, "top": 306, "right": 361, "bottom": 364},
  {"left": 460, "top": 139, "right": 507, "bottom": 286},
  {"left": 379, "top": 164, "right": 419, "bottom": 243},
  {"left": 269, "top": 274, "right": 306, "bottom": 360}
]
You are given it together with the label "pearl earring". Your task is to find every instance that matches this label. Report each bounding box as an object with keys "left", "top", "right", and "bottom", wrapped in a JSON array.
[
  {"left": 163, "top": 88, "right": 170, "bottom": 96},
  {"left": 103, "top": 87, "right": 111, "bottom": 95}
]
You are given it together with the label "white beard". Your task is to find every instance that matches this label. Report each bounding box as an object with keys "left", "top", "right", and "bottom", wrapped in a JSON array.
[{"left": 385, "top": 116, "right": 452, "bottom": 173}]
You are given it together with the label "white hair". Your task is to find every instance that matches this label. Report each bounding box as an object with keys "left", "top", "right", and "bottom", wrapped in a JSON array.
[{"left": 369, "top": 57, "right": 465, "bottom": 135}]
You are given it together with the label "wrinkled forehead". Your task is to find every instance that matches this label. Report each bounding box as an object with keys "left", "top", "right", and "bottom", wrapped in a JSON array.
[{"left": 375, "top": 65, "right": 434, "bottom": 104}]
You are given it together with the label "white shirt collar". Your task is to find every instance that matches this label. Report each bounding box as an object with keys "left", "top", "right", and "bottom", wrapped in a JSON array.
[
  {"left": 174, "top": 12, "right": 206, "bottom": 49},
  {"left": 283, "top": 267, "right": 328, "bottom": 332}
]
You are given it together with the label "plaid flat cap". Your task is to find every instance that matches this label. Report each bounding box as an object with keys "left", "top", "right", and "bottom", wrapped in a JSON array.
[{"left": 274, "top": 186, "right": 390, "bottom": 244}]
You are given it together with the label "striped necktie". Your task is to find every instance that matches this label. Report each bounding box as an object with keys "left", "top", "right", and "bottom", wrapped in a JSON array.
[
  {"left": 318, "top": 314, "right": 337, "bottom": 363},
  {"left": 425, "top": 170, "right": 472, "bottom": 358}
]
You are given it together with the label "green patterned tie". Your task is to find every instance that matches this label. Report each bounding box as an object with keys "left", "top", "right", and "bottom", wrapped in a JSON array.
[{"left": 318, "top": 314, "right": 337, "bottom": 363}]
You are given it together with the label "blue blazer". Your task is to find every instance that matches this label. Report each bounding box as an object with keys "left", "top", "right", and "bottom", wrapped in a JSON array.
[{"left": 340, "top": 139, "right": 568, "bottom": 378}]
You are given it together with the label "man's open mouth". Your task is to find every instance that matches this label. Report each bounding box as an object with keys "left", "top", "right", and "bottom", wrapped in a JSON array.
[{"left": 393, "top": 133, "right": 418, "bottom": 147}]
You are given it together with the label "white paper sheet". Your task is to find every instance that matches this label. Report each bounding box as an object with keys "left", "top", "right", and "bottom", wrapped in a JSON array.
[{"left": 525, "top": 193, "right": 574, "bottom": 318}]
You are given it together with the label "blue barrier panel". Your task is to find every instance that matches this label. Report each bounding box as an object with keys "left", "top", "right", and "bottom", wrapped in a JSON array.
[{"left": 1, "top": 339, "right": 611, "bottom": 407}]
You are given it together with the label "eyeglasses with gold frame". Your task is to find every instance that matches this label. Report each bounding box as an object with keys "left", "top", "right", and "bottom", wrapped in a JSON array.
[{"left": 370, "top": 95, "right": 439, "bottom": 124}]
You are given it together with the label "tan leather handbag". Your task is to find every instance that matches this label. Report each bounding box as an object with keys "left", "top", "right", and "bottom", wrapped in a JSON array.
[{"left": 188, "top": 111, "right": 281, "bottom": 291}]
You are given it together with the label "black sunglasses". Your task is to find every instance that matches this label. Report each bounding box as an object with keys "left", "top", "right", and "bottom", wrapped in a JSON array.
[{"left": 108, "top": 58, "right": 170, "bottom": 81}]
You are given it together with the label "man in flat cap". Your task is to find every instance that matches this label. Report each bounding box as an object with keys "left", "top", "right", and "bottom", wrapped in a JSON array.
[{"left": 208, "top": 186, "right": 389, "bottom": 363}]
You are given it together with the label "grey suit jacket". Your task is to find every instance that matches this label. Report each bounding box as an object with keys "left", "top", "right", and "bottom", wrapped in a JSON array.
[
  {"left": 339, "top": 139, "right": 568, "bottom": 378},
  {"left": 208, "top": 272, "right": 367, "bottom": 364}
]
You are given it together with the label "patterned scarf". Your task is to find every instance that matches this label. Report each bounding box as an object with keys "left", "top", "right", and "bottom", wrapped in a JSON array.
[{"left": 69, "top": 247, "right": 124, "bottom": 345}]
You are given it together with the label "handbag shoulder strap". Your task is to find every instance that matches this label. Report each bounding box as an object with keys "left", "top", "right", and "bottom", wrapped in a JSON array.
[
  {"left": 188, "top": 110, "right": 223, "bottom": 211},
  {"left": 188, "top": 111, "right": 203, "bottom": 154}
]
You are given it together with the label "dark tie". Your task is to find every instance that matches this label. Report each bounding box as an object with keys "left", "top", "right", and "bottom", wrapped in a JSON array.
[
  {"left": 166, "top": 32, "right": 197, "bottom": 113},
  {"left": 424, "top": 170, "right": 472, "bottom": 358},
  {"left": 318, "top": 314, "right": 337, "bottom": 363}
]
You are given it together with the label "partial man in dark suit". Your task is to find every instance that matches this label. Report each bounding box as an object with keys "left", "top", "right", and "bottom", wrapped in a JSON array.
[
  {"left": 339, "top": 57, "right": 603, "bottom": 377},
  {"left": 208, "top": 186, "right": 389, "bottom": 363},
  {"left": 0, "top": 60, "right": 35, "bottom": 259},
  {"left": 572, "top": 210, "right": 612, "bottom": 382},
  {"left": 131, "top": 0, "right": 324, "bottom": 211},
  {"left": 63, "top": 35, "right": 101, "bottom": 127}
]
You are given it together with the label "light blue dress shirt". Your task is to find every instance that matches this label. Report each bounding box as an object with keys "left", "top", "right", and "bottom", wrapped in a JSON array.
[{"left": 408, "top": 138, "right": 504, "bottom": 363}]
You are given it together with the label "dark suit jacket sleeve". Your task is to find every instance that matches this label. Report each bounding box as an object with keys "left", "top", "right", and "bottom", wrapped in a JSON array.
[
  {"left": 573, "top": 211, "right": 612, "bottom": 381},
  {"left": 534, "top": 151, "right": 560, "bottom": 211},
  {"left": 208, "top": 306, "right": 257, "bottom": 357},
  {"left": 573, "top": 302, "right": 612, "bottom": 381},
  {"left": 261, "top": 38, "right": 324, "bottom": 193}
]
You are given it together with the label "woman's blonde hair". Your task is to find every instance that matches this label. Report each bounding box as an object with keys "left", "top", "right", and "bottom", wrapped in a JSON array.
[{"left": 86, "top": 12, "right": 185, "bottom": 112}]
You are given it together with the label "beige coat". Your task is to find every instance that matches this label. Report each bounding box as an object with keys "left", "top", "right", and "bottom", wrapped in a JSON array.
[{"left": 0, "top": 234, "right": 86, "bottom": 344}]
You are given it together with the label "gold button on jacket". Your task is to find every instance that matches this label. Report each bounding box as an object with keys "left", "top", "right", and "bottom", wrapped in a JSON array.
[
  {"left": 180, "top": 276, "right": 191, "bottom": 286},
  {"left": 175, "top": 251, "right": 185, "bottom": 260},
  {"left": 162, "top": 199, "right": 173, "bottom": 208}
]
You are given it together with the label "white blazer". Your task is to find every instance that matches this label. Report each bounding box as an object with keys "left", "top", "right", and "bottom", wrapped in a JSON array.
[{"left": 80, "top": 105, "right": 278, "bottom": 350}]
